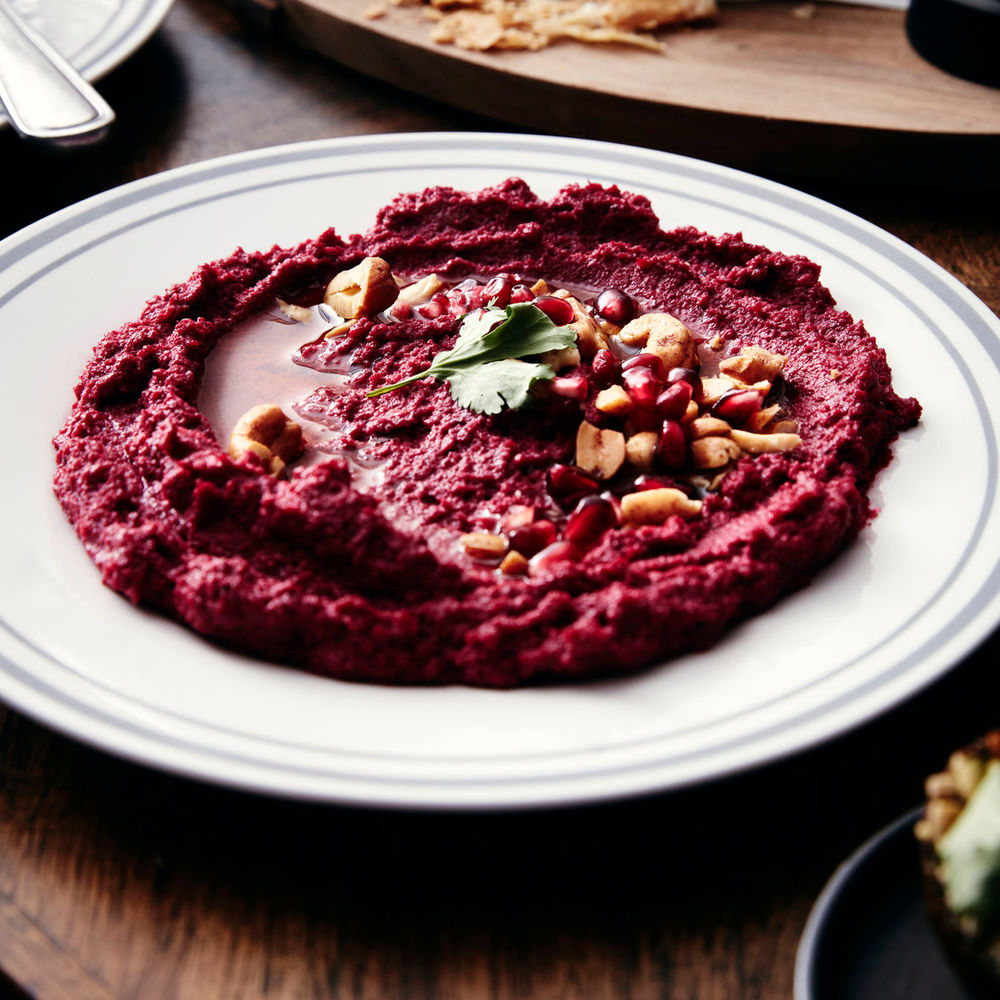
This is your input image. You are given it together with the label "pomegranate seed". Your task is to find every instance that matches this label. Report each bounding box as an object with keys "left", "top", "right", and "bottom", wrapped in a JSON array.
[
  {"left": 529, "top": 540, "right": 580, "bottom": 574},
  {"left": 547, "top": 463, "right": 600, "bottom": 507},
  {"left": 510, "top": 284, "right": 534, "bottom": 304},
  {"left": 591, "top": 349, "right": 620, "bottom": 388},
  {"left": 629, "top": 406, "right": 660, "bottom": 432},
  {"left": 455, "top": 277, "right": 481, "bottom": 291},
  {"left": 655, "top": 381, "right": 693, "bottom": 420},
  {"left": 622, "top": 353, "right": 666, "bottom": 381},
  {"left": 657, "top": 419, "right": 688, "bottom": 469},
  {"left": 633, "top": 474, "right": 679, "bottom": 492},
  {"left": 457, "top": 286, "right": 486, "bottom": 311},
  {"left": 600, "top": 490, "right": 623, "bottom": 523},
  {"left": 501, "top": 505, "right": 535, "bottom": 531},
  {"left": 509, "top": 518, "right": 558, "bottom": 558},
  {"left": 532, "top": 295, "right": 576, "bottom": 326},
  {"left": 551, "top": 373, "right": 588, "bottom": 401},
  {"left": 446, "top": 290, "right": 468, "bottom": 313},
  {"left": 631, "top": 474, "right": 698, "bottom": 499},
  {"left": 593, "top": 288, "right": 636, "bottom": 326},
  {"left": 564, "top": 496, "right": 618, "bottom": 547},
  {"left": 623, "top": 366, "right": 660, "bottom": 408},
  {"left": 712, "top": 388, "right": 763, "bottom": 427},
  {"left": 390, "top": 301, "right": 412, "bottom": 320},
  {"left": 416, "top": 299, "right": 448, "bottom": 320},
  {"left": 484, "top": 273, "right": 515, "bottom": 307},
  {"left": 666, "top": 367, "right": 703, "bottom": 399}
]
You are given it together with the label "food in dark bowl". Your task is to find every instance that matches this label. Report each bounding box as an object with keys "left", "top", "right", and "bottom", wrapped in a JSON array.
[
  {"left": 916, "top": 731, "right": 1000, "bottom": 997},
  {"left": 52, "top": 180, "right": 920, "bottom": 686}
]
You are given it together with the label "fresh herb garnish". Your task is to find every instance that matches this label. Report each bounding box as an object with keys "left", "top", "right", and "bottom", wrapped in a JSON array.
[{"left": 366, "top": 302, "right": 577, "bottom": 415}]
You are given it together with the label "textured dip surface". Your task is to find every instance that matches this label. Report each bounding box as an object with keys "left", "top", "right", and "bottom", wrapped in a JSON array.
[{"left": 53, "top": 181, "right": 921, "bottom": 686}]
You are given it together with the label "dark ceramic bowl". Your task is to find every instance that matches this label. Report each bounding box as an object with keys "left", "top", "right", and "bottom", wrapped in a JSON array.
[{"left": 906, "top": 0, "right": 1000, "bottom": 88}]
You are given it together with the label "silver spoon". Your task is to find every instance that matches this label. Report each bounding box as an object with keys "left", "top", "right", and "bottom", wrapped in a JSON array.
[{"left": 0, "top": 0, "right": 115, "bottom": 143}]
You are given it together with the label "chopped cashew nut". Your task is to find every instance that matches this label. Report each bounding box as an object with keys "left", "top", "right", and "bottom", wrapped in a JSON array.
[
  {"left": 698, "top": 377, "right": 734, "bottom": 405},
  {"left": 277, "top": 298, "right": 312, "bottom": 323},
  {"left": 729, "top": 429, "right": 802, "bottom": 453},
  {"left": 323, "top": 321, "right": 355, "bottom": 340},
  {"left": 689, "top": 416, "right": 732, "bottom": 439},
  {"left": 461, "top": 532, "right": 508, "bottom": 559},
  {"left": 746, "top": 403, "right": 781, "bottom": 433},
  {"left": 719, "top": 346, "right": 787, "bottom": 384},
  {"left": 619, "top": 313, "right": 698, "bottom": 369},
  {"left": 499, "top": 551, "right": 530, "bottom": 575},
  {"left": 691, "top": 436, "right": 742, "bottom": 469},
  {"left": 621, "top": 488, "right": 702, "bottom": 524},
  {"left": 324, "top": 256, "right": 399, "bottom": 318},
  {"left": 575, "top": 421, "right": 626, "bottom": 479},
  {"left": 228, "top": 404, "right": 303, "bottom": 477},
  {"left": 396, "top": 274, "right": 444, "bottom": 305},
  {"left": 540, "top": 345, "right": 582, "bottom": 371},
  {"left": 625, "top": 431, "right": 658, "bottom": 472},
  {"left": 595, "top": 385, "right": 633, "bottom": 415}
]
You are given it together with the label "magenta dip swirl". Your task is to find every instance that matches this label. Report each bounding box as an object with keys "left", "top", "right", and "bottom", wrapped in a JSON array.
[{"left": 51, "top": 180, "right": 920, "bottom": 686}]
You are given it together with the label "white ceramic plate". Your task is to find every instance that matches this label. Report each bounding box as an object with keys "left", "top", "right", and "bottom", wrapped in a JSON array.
[
  {"left": 2, "top": 0, "right": 173, "bottom": 122},
  {"left": 1, "top": 133, "right": 998, "bottom": 810}
]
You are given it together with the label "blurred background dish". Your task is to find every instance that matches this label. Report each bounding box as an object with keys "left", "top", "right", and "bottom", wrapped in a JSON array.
[
  {"left": 270, "top": 0, "right": 1000, "bottom": 186},
  {"left": 795, "top": 810, "right": 975, "bottom": 1000},
  {"left": 906, "top": 0, "right": 1000, "bottom": 88}
]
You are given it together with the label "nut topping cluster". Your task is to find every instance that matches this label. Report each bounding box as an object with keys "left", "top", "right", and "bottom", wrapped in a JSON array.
[
  {"left": 246, "top": 261, "right": 804, "bottom": 573},
  {"left": 448, "top": 287, "right": 802, "bottom": 575},
  {"left": 576, "top": 317, "right": 799, "bottom": 483}
]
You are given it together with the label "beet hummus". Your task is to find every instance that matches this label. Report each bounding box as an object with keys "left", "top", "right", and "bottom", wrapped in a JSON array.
[{"left": 52, "top": 180, "right": 920, "bottom": 686}]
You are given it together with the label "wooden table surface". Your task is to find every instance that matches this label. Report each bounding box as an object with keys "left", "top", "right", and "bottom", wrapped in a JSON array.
[{"left": 1, "top": 2, "right": 998, "bottom": 997}]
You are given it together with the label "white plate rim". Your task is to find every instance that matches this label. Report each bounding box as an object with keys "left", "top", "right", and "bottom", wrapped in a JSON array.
[{"left": 1, "top": 132, "right": 999, "bottom": 810}]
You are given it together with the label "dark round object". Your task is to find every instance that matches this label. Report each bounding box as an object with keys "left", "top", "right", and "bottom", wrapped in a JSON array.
[
  {"left": 906, "top": 0, "right": 1000, "bottom": 88},
  {"left": 593, "top": 288, "right": 635, "bottom": 326}
]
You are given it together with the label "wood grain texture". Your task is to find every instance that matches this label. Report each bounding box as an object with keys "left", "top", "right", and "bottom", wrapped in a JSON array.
[
  {"left": 0, "top": 0, "right": 998, "bottom": 995},
  {"left": 286, "top": 0, "right": 1000, "bottom": 133},
  {"left": 280, "top": 0, "right": 1000, "bottom": 182}
]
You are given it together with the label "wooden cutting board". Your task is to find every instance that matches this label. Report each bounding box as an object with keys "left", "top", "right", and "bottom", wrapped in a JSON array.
[{"left": 279, "top": 0, "right": 1000, "bottom": 184}]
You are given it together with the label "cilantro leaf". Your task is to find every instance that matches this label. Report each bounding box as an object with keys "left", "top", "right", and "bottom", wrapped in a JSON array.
[
  {"left": 446, "top": 359, "right": 556, "bottom": 414},
  {"left": 366, "top": 302, "right": 578, "bottom": 414}
]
